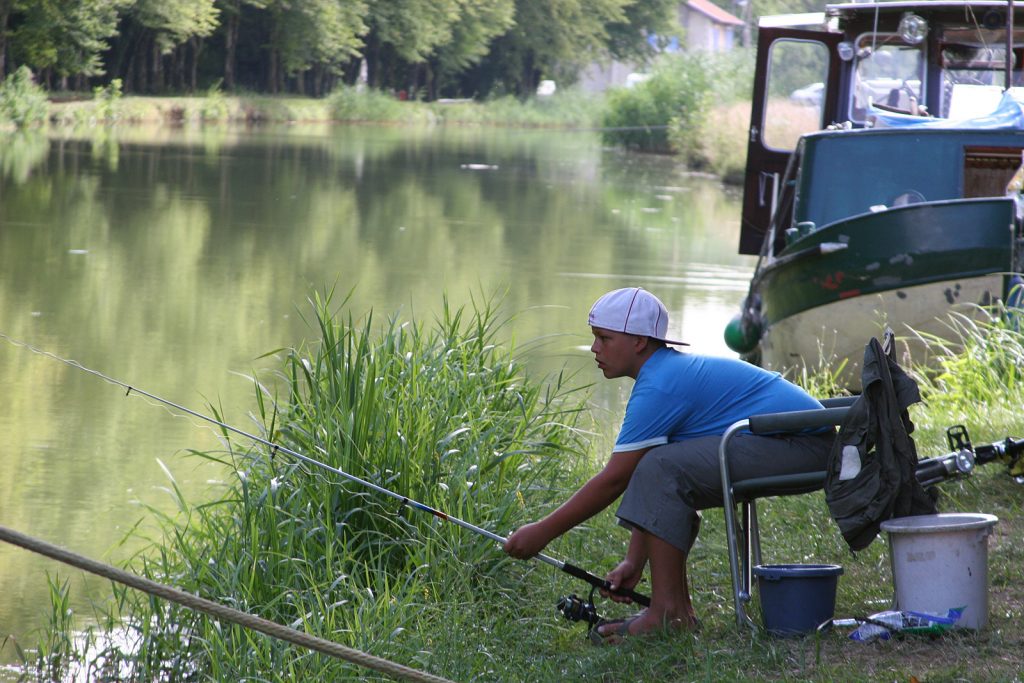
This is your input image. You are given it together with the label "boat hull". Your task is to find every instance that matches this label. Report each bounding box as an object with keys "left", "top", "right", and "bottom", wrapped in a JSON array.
[
  {"left": 758, "top": 273, "right": 1006, "bottom": 388},
  {"left": 752, "top": 197, "right": 1018, "bottom": 387}
]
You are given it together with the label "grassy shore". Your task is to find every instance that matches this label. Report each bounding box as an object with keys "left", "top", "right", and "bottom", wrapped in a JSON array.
[
  {"left": 13, "top": 295, "right": 1024, "bottom": 682},
  {"left": 41, "top": 88, "right": 755, "bottom": 183},
  {"left": 46, "top": 87, "right": 604, "bottom": 130}
]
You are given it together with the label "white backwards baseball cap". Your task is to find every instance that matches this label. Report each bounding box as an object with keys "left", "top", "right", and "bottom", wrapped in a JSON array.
[{"left": 588, "top": 287, "right": 688, "bottom": 346}]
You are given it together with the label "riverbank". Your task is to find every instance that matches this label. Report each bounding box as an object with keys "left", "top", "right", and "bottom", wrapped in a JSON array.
[
  {"left": 40, "top": 88, "right": 750, "bottom": 183},
  {"left": 46, "top": 88, "right": 603, "bottom": 129},
  {"left": 14, "top": 294, "right": 1024, "bottom": 681}
]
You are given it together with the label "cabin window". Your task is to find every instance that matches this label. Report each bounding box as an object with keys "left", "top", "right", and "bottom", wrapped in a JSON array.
[
  {"left": 963, "top": 146, "right": 1024, "bottom": 198},
  {"left": 762, "top": 39, "right": 831, "bottom": 150},
  {"left": 940, "top": 35, "right": 1024, "bottom": 117},
  {"left": 850, "top": 32, "right": 925, "bottom": 122}
]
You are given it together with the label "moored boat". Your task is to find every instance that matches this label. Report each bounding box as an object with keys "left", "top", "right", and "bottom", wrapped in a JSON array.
[{"left": 726, "top": 1, "right": 1024, "bottom": 387}]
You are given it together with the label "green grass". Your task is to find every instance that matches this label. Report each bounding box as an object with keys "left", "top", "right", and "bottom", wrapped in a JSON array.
[
  {"left": 18, "top": 304, "right": 1024, "bottom": 681},
  {"left": 44, "top": 87, "right": 603, "bottom": 130}
]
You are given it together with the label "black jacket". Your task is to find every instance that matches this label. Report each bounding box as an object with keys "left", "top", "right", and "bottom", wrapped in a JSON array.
[{"left": 824, "top": 333, "right": 937, "bottom": 551}]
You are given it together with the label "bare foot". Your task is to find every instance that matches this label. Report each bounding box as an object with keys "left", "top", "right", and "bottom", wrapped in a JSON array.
[{"left": 596, "top": 611, "right": 699, "bottom": 643}]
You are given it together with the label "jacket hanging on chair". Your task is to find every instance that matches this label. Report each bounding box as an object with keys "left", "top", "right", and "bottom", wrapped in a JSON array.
[{"left": 824, "top": 331, "right": 937, "bottom": 551}]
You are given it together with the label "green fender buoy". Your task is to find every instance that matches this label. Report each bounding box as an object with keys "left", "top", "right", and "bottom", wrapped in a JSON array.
[{"left": 724, "top": 312, "right": 762, "bottom": 354}]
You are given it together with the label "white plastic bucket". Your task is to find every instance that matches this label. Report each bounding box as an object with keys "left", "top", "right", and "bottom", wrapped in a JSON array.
[{"left": 880, "top": 513, "right": 999, "bottom": 629}]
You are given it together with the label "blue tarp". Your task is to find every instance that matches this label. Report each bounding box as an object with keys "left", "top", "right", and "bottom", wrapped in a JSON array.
[{"left": 869, "top": 89, "right": 1024, "bottom": 130}]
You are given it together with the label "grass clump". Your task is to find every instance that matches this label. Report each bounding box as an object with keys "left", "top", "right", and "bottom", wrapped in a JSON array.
[
  {"left": 0, "top": 66, "right": 49, "bottom": 130},
  {"left": 907, "top": 309, "right": 1024, "bottom": 448},
  {"left": 27, "top": 290, "right": 591, "bottom": 681},
  {"left": 430, "top": 91, "right": 602, "bottom": 128}
]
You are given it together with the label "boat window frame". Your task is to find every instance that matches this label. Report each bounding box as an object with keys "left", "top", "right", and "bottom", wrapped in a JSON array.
[
  {"left": 848, "top": 30, "right": 928, "bottom": 124},
  {"left": 761, "top": 37, "right": 834, "bottom": 152}
]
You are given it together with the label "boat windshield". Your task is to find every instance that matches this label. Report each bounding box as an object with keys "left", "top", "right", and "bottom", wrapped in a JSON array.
[
  {"left": 850, "top": 32, "right": 925, "bottom": 122},
  {"left": 940, "top": 28, "right": 1024, "bottom": 117}
]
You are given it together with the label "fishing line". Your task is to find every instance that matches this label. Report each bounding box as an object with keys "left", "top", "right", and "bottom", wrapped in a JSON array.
[{"left": 0, "top": 331, "right": 650, "bottom": 607}]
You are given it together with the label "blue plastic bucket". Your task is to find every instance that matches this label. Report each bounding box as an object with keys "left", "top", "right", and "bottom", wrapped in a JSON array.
[{"left": 753, "top": 564, "right": 844, "bottom": 636}]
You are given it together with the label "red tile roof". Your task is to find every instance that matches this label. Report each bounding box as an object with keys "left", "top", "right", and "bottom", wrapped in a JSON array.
[{"left": 686, "top": 0, "right": 745, "bottom": 26}]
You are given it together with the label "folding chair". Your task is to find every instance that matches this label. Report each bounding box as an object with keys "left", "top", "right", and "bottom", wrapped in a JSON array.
[{"left": 718, "top": 397, "right": 856, "bottom": 628}]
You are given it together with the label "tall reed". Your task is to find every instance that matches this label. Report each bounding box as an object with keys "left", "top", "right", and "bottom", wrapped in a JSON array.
[
  {"left": 906, "top": 308, "right": 1024, "bottom": 446},
  {"left": 29, "top": 290, "right": 591, "bottom": 680}
]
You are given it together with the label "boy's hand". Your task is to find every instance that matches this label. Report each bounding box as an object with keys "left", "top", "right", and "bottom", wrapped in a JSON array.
[
  {"left": 503, "top": 522, "right": 551, "bottom": 559},
  {"left": 601, "top": 559, "right": 643, "bottom": 603}
]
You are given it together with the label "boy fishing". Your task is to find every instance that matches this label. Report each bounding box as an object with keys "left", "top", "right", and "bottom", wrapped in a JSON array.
[{"left": 503, "top": 287, "right": 832, "bottom": 642}]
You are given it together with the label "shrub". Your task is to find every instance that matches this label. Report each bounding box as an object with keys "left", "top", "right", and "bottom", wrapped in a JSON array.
[
  {"left": 200, "top": 79, "right": 231, "bottom": 123},
  {"left": 329, "top": 85, "right": 434, "bottom": 124},
  {"left": 676, "top": 49, "right": 755, "bottom": 177},
  {"left": 0, "top": 66, "right": 49, "bottom": 129},
  {"left": 601, "top": 51, "right": 746, "bottom": 154},
  {"left": 92, "top": 78, "right": 123, "bottom": 123}
]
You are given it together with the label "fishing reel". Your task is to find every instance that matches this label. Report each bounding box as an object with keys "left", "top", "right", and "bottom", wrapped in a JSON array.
[{"left": 556, "top": 585, "right": 601, "bottom": 626}]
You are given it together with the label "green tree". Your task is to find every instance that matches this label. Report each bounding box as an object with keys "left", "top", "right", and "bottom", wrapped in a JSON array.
[
  {"left": 466, "top": 0, "right": 640, "bottom": 98},
  {"left": 5, "top": 0, "right": 129, "bottom": 87},
  {"left": 130, "top": 0, "right": 219, "bottom": 91},
  {"left": 361, "top": 0, "right": 461, "bottom": 93},
  {"left": 0, "top": 0, "right": 14, "bottom": 77},
  {"left": 430, "top": 0, "right": 515, "bottom": 96},
  {"left": 265, "top": 0, "right": 367, "bottom": 94},
  {"left": 606, "top": 0, "right": 678, "bottom": 62},
  {"left": 216, "top": 0, "right": 268, "bottom": 90}
]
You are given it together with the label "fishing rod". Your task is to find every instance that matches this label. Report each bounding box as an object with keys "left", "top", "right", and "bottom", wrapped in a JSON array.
[{"left": 0, "top": 333, "right": 651, "bottom": 617}]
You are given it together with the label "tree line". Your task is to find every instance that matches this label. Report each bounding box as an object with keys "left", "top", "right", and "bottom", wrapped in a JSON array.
[{"left": 0, "top": 0, "right": 695, "bottom": 99}]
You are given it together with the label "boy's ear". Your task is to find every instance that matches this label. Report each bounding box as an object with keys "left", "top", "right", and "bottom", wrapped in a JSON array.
[{"left": 633, "top": 335, "right": 650, "bottom": 353}]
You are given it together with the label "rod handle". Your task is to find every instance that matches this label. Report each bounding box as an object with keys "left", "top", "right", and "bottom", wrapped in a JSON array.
[{"left": 560, "top": 562, "right": 651, "bottom": 607}]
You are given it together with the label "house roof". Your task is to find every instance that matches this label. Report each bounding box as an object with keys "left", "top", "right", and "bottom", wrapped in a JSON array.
[{"left": 686, "top": 0, "right": 745, "bottom": 26}]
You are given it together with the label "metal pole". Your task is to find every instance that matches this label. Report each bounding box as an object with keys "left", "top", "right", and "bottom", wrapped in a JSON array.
[{"left": 1007, "top": 0, "right": 1015, "bottom": 91}]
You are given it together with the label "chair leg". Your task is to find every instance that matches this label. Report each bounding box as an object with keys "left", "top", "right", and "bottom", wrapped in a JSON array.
[
  {"left": 749, "top": 499, "right": 763, "bottom": 569},
  {"left": 724, "top": 499, "right": 745, "bottom": 628},
  {"left": 741, "top": 501, "right": 752, "bottom": 604},
  {"left": 736, "top": 501, "right": 758, "bottom": 629}
]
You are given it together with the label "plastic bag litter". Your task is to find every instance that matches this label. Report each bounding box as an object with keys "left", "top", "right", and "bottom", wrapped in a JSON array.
[{"left": 835, "top": 607, "right": 964, "bottom": 642}]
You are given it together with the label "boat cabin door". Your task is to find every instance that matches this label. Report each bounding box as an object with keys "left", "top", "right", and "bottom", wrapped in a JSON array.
[{"left": 740, "top": 26, "right": 841, "bottom": 256}]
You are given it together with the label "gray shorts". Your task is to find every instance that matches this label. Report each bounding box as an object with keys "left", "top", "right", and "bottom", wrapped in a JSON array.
[{"left": 616, "top": 431, "right": 835, "bottom": 553}]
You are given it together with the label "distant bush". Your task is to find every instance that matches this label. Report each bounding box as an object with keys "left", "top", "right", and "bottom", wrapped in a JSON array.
[
  {"left": 671, "top": 49, "right": 754, "bottom": 178},
  {"left": 327, "top": 85, "right": 599, "bottom": 128},
  {"left": 92, "top": 78, "right": 123, "bottom": 123},
  {"left": 0, "top": 66, "right": 49, "bottom": 129},
  {"left": 329, "top": 85, "right": 435, "bottom": 124},
  {"left": 200, "top": 80, "right": 231, "bottom": 122},
  {"left": 601, "top": 53, "right": 713, "bottom": 153},
  {"left": 602, "top": 49, "right": 754, "bottom": 160},
  {"left": 432, "top": 90, "right": 601, "bottom": 128}
]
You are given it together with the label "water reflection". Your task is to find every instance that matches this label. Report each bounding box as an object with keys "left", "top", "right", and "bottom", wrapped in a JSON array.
[{"left": 0, "top": 125, "right": 753, "bottom": 662}]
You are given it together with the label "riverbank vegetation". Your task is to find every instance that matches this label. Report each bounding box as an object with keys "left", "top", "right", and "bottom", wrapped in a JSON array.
[
  {"left": 15, "top": 295, "right": 1024, "bottom": 681},
  {"left": 1, "top": 47, "right": 755, "bottom": 181},
  {"left": 600, "top": 49, "right": 754, "bottom": 181}
]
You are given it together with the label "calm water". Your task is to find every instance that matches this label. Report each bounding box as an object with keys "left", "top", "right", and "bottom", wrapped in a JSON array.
[{"left": 0, "top": 124, "right": 753, "bottom": 660}]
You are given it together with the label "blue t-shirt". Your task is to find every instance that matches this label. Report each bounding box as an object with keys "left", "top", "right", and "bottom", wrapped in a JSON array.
[{"left": 613, "top": 348, "right": 824, "bottom": 452}]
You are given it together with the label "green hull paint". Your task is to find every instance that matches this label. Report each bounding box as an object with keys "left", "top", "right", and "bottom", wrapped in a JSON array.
[{"left": 759, "top": 197, "right": 1016, "bottom": 325}]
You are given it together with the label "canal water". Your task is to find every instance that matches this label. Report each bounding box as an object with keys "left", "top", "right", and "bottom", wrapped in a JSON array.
[{"left": 0, "top": 124, "right": 753, "bottom": 664}]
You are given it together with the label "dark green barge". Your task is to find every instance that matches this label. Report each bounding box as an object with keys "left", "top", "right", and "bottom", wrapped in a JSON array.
[{"left": 726, "top": 1, "right": 1024, "bottom": 385}]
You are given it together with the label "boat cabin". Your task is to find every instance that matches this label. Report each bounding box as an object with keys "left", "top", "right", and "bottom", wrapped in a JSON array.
[{"left": 741, "top": 1, "right": 1024, "bottom": 256}]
